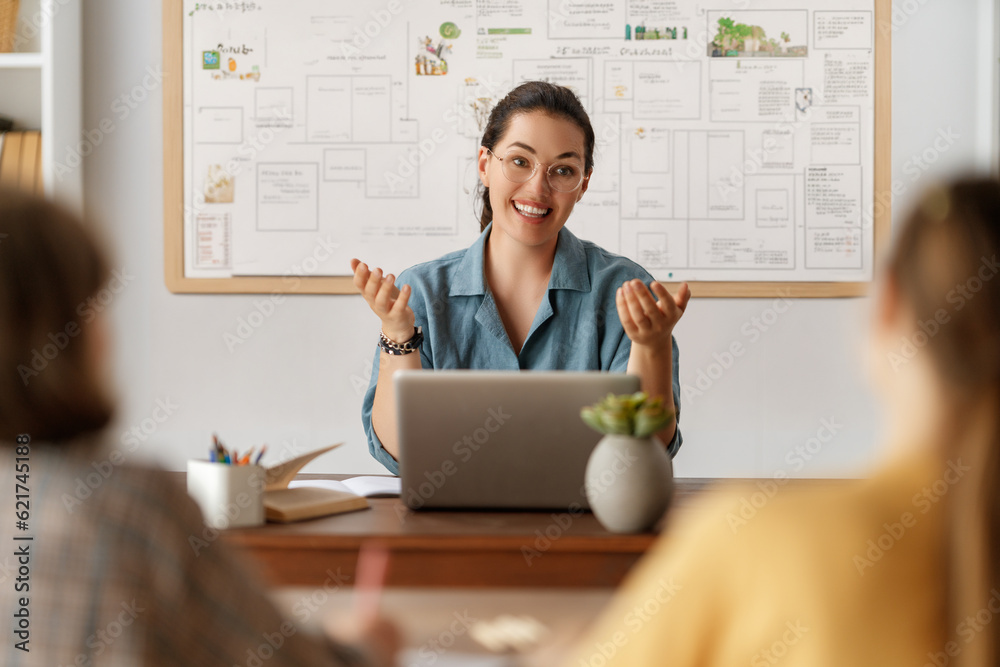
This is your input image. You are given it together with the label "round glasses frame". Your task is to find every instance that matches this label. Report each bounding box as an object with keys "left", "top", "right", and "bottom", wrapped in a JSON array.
[{"left": 485, "top": 147, "right": 587, "bottom": 193}]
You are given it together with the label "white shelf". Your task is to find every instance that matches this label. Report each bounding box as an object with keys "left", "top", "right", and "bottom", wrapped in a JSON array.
[
  {"left": 0, "top": 52, "right": 43, "bottom": 68},
  {"left": 0, "top": 0, "right": 81, "bottom": 213}
]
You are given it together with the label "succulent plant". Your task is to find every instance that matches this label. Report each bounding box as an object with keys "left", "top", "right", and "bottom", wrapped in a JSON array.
[{"left": 581, "top": 392, "right": 674, "bottom": 438}]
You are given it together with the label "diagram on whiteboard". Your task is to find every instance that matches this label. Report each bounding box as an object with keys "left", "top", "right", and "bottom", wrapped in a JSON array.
[{"left": 182, "top": 0, "right": 876, "bottom": 282}]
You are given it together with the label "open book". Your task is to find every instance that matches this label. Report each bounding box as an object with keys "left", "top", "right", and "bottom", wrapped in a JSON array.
[
  {"left": 263, "top": 444, "right": 369, "bottom": 523},
  {"left": 288, "top": 476, "right": 401, "bottom": 498}
]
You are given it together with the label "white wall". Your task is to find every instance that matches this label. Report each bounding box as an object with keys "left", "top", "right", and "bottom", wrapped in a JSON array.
[{"left": 75, "top": 0, "right": 995, "bottom": 477}]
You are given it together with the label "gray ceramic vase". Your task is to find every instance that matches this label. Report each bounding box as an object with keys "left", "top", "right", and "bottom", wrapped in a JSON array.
[{"left": 584, "top": 434, "right": 674, "bottom": 533}]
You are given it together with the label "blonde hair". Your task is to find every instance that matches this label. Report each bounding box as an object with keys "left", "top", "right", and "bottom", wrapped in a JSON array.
[{"left": 887, "top": 177, "right": 1000, "bottom": 665}]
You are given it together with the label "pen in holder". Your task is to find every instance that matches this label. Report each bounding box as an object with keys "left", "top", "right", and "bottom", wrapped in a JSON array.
[{"left": 187, "top": 460, "right": 265, "bottom": 529}]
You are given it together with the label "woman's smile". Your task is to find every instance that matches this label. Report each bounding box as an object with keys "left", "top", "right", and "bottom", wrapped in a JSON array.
[{"left": 511, "top": 198, "right": 553, "bottom": 224}]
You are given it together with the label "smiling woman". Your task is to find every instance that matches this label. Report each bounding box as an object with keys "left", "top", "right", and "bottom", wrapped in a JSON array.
[{"left": 352, "top": 81, "right": 690, "bottom": 475}]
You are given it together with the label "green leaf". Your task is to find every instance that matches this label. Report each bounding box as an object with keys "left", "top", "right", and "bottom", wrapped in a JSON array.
[
  {"left": 625, "top": 391, "right": 648, "bottom": 410},
  {"left": 634, "top": 409, "right": 673, "bottom": 438},
  {"left": 599, "top": 408, "right": 633, "bottom": 435},
  {"left": 580, "top": 407, "right": 604, "bottom": 434}
]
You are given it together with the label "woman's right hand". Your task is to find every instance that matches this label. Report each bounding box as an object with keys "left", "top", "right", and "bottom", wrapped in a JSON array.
[{"left": 351, "top": 259, "right": 415, "bottom": 343}]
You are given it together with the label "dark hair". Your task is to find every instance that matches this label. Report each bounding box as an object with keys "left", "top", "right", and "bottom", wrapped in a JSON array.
[
  {"left": 477, "top": 81, "right": 595, "bottom": 231},
  {"left": 887, "top": 177, "right": 1000, "bottom": 666},
  {"left": 0, "top": 190, "right": 114, "bottom": 442}
]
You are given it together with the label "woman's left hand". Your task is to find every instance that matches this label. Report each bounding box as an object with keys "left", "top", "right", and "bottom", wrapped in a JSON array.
[{"left": 616, "top": 279, "right": 690, "bottom": 349}]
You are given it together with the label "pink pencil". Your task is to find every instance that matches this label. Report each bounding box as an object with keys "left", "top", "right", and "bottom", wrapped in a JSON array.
[{"left": 354, "top": 542, "right": 389, "bottom": 622}]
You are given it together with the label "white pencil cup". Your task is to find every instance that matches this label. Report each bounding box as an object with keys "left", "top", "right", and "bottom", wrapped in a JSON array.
[{"left": 186, "top": 460, "right": 266, "bottom": 529}]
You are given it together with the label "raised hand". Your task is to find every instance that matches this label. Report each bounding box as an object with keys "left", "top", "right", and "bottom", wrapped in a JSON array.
[
  {"left": 351, "top": 258, "right": 415, "bottom": 343},
  {"left": 616, "top": 279, "right": 690, "bottom": 350}
]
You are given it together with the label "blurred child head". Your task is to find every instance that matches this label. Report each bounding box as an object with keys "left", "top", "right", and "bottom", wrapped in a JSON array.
[
  {"left": 0, "top": 191, "right": 115, "bottom": 442},
  {"left": 883, "top": 178, "right": 1000, "bottom": 395},
  {"left": 871, "top": 178, "right": 1000, "bottom": 421}
]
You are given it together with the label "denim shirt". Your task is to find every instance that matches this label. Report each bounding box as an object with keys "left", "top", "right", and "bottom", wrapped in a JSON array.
[{"left": 361, "top": 224, "right": 682, "bottom": 474}]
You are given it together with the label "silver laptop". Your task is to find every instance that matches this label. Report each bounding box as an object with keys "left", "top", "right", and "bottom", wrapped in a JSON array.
[{"left": 395, "top": 370, "right": 640, "bottom": 510}]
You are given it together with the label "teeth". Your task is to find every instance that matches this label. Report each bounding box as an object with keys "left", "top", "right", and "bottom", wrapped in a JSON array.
[{"left": 514, "top": 202, "right": 549, "bottom": 217}]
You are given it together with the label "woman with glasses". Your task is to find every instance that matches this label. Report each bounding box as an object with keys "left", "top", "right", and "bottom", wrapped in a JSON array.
[{"left": 353, "top": 81, "right": 688, "bottom": 474}]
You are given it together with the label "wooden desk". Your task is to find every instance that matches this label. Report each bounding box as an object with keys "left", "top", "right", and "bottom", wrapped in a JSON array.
[{"left": 223, "top": 476, "right": 720, "bottom": 588}]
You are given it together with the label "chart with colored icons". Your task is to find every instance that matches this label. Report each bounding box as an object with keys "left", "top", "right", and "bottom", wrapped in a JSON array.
[{"left": 180, "top": 0, "right": 877, "bottom": 287}]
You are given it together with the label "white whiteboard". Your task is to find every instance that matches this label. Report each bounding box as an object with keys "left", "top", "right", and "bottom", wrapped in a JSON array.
[{"left": 180, "top": 0, "right": 876, "bottom": 284}]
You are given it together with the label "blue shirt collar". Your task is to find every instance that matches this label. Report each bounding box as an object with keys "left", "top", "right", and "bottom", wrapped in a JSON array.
[{"left": 449, "top": 223, "right": 592, "bottom": 296}]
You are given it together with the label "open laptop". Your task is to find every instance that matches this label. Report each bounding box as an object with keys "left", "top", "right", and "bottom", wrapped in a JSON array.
[{"left": 395, "top": 370, "right": 640, "bottom": 510}]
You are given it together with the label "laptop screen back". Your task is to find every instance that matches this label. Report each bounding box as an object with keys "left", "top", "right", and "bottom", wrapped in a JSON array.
[{"left": 395, "top": 370, "right": 641, "bottom": 510}]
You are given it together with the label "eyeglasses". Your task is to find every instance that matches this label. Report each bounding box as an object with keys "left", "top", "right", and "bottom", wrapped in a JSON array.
[{"left": 486, "top": 147, "right": 586, "bottom": 193}]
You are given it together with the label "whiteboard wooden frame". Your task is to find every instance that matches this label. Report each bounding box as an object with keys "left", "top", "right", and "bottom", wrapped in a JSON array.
[{"left": 163, "top": 0, "right": 890, "bottom": 297}]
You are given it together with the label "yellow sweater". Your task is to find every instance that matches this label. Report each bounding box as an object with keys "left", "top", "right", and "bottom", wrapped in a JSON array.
[{"left": 568, "top": 453, "right": 956, "bottom": 666}]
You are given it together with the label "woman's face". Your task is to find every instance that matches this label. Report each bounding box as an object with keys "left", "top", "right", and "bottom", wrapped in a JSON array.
[{"left": 478, "top": 111, "right": 590, "bottom": 250}]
